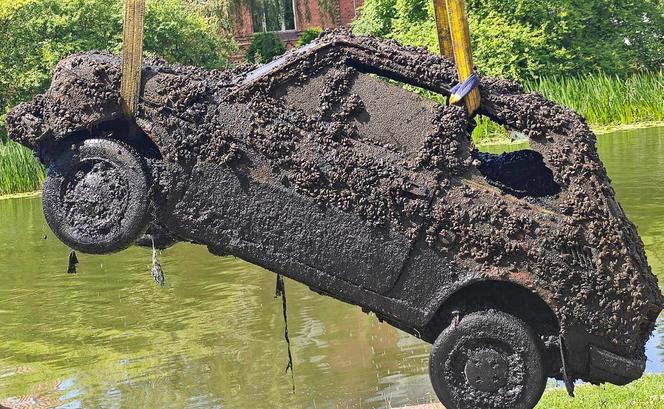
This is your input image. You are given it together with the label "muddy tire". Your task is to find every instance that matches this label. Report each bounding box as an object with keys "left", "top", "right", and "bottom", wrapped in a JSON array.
[
  {"left": 429, "top": 310, "right": 546, "bottom": 409},
  {"left": 42, "top": 138, "right": 151, "bottom": 254}
]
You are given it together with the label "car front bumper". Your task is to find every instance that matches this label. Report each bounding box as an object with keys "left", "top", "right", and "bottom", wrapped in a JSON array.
[{"left": 588, "top": 344, "right": 646, "bottom": 385}]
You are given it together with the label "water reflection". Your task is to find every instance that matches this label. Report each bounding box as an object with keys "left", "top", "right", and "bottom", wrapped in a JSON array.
[
  {"left": 0, "top": 197, "right": 436, "bottom": 408},
  {"left": 645, "top": 320, "right": 664, "bottom": 374},
  {"left": 0, "top": 127, "right": 663, "bottom": 408},
  {"left": 596, "top": 127, "right": 664, "bottom": 281}
]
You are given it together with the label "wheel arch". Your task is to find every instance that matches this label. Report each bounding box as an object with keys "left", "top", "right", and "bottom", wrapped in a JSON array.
[
  {"left": 422, "top": 277, "right": 560, "bottom": 344},
  {"left": 42, "top": 117, "right": 163, "bottom": 164}
]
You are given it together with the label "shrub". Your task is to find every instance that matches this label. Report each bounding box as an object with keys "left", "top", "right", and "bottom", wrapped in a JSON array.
[
  {"left": 297, "top": 27, "right": 322, "bottom": 47},
  {"left": 245, "top": 32, "right": 286, "bottom": 64}
]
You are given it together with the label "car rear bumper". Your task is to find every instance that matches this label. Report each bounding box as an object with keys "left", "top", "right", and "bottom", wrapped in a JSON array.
[{"left": 588, "top": 344, "right": 646, "bottom": 385}]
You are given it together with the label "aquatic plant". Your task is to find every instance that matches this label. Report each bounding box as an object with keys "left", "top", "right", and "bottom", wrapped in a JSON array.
[
  {"left": 0, "top": 140, "right": 44, "bottom": 196},
  {"left": 529, "top": 71, "right": 664, "bottom": 126},
  {"left": 473, "top": 71, "right": 664, "bottom": 143}
]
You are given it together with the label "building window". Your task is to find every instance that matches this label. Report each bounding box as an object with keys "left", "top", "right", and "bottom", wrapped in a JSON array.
[{"left": 252, "top": 0, "right": 296, "bottom": 32}]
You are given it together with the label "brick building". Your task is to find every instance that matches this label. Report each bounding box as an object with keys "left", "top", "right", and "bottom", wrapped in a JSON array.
[{"left": 235, "top": 0, "right": 364, "bottom": 49}]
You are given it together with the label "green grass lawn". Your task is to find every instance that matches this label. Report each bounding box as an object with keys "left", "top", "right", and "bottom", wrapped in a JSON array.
[
  {"left": 398, "top": 375, "right": 664, "bottom": 409},
  {"left": 537, "top": 374, "right": 664, "bottom": 408}
]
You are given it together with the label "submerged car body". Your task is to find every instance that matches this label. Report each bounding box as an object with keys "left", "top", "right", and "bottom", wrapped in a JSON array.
[{"left": 7, "top": 31, "right": 663, "bottom": 406}]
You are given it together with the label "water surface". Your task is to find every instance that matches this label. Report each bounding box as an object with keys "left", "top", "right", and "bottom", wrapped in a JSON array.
[{"left": 0, "top": 127, "right": 663, "bottom": 408}]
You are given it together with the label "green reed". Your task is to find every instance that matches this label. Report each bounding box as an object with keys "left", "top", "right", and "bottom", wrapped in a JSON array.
[
  {"left": 474, "top": 71, "right": 664, "bottom": 143},
  {"left": 0, "top": 140, "right": 44, "bottom": 196},
  {"left": 528, "top": 71, "right": 663, "bottom": 126}
]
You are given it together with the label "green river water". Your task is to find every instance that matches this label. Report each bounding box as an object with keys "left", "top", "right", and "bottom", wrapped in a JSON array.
[{"left": 0, "top": 127, "right": 663, "bottom": 408}]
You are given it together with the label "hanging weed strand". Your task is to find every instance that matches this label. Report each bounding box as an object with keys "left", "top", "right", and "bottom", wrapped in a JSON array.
[
  {"left": 275, "top": 274, "right": 295, "bottom": 393},
  {"left": 67, "top": 250, "right": 78, "bottom": 274},
  {"left": 151, "top": 237, "right": 165, "bottom": 286}
]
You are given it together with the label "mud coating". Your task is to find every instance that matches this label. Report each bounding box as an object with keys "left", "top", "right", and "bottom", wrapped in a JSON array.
[
  {"left": 62, "top": 161, "right": 128, "bottom": 238},
  {"left": 41, "top": 139, "right": 151, "bottom": 254},
  {"left": 429, "top": 310, "right": 546, "bottom": 409},
  {"left": 7, "top": 29, "right": 663, "bottom": 386}
]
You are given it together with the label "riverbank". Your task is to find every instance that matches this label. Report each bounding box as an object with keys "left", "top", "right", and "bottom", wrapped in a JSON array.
[
  {"left": 0, "top": 190, "right": 40, "bottom": 201},
  {"left": 396, "top": 374, "right": 664, "bottom": 409},
  {"left": 538, "top": 374, "right": 664, "bottom": 408},
  {"left": 473, "top": 70, "right": 664, "bottom": 145},
  {"left": 475, "top": 121, "right": 664, "bottom": 147},
  {"left": 593, "top": 121, "right": 664, "bottom": 136}
]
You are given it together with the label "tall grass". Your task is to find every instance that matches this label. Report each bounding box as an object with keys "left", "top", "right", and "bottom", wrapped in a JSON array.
[
  {"left": 527, "top": 71, "right": 664, "bottom": 126},
  {"left": 473, "top": 71, "right": 664, "bottom": 143},
  {"left": 0, "top": 140, "right": 44, "bottom": 196}
]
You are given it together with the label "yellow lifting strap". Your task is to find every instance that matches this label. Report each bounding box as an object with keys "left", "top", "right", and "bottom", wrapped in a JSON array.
[
  {"left": 432, "top": 0, "right": 480, "bottom": 114},
  {"left": 433, "top": 0, "right": 454, "bottom": 59},
  {"left": 120, "top": 0, "right": 146, "bottom": 119}
]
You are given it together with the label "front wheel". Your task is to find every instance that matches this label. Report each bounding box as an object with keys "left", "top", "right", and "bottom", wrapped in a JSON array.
[
  {"left": 42, "top": 138, "right": 151, "bottom": 254},
  {"left": 429, "top": 310, "right": 546, "bottom": 409}
]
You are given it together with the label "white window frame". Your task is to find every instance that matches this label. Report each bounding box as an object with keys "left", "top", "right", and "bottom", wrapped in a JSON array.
[{"left": 253, "top": 0, "right": 298, "bottom": 33}]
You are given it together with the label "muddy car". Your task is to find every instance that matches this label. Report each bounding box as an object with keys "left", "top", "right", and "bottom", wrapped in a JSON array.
[{"left": 7, "top": 31, "right": 663, "bottom": 409}]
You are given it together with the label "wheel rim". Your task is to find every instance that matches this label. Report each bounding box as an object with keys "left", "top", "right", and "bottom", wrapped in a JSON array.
[
  {"left": 445, "top": 335, "right": 527, "bottom": 407},
  {"left": 464, "top": 347, "right": 509, "bottom": 392},
  {"left": 60, "top": 158, "right": 129, "bottom": 242}
]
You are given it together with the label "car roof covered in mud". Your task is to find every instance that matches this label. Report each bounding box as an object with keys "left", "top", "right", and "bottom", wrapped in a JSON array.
[{"left": 234, "top": 31, "right": 460, "bottom": 98}]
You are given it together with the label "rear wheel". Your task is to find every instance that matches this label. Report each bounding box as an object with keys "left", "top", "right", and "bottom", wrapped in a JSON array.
[
  {"left": 42, "top": 138, "right": 151, "bottom": 254},
  {"left": 429, "top": 310, "right": 546, "bottom": 409}
]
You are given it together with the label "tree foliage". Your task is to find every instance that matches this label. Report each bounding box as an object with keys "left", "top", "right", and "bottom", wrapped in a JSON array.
[
  {"left": 297, "top": 27, "right": 322, "bottom": 47},
  {"left": 245, "top": 31, "right": 286, "bottom": 63},
  {"left": 352, "top": 0, "right": 664, "bottom": 81},
  {"left": 0, "top": 0, "right": 236, "bottom": 141}
]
